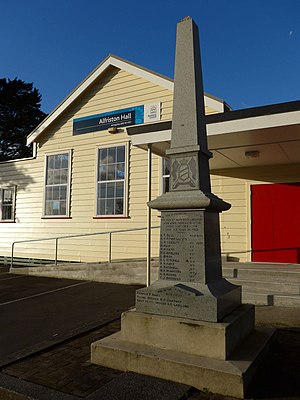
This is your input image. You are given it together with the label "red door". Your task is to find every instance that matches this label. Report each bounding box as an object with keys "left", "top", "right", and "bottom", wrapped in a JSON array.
[{"left": 251, "top": 183, "right": 300, "bottom": 263}]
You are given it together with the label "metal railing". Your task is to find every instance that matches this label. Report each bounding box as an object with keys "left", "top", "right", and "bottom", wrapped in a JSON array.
[{"left": 11, "top": 226, "right": 160, "bottom": 269}]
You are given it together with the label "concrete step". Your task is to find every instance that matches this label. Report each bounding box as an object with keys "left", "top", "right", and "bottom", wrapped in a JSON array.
[
  {"left": 272, "top": 294, "right": 300, "bottom": 307},
  {"left": 242, "top": 292, "right": 300, "bottom": 307},
  {"left": 224, "top": 262, "right": 300, "bottom": 307},
  {"left": 227, "top": 278, "right": 300, "bottom": 295},
  {"left": 223, "top": 262, "right": 300, "bottom": 283},
  {"left": 11, "top": 259, "right": 300, "bottom": 308},
  {"left": 11, "top": 260, "right": 159, "bottom": 286}
]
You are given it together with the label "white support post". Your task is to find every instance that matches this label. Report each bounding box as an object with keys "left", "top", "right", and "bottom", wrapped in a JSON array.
[
  {"left": 108, "top": 232, "right": 112, "bottom": 263},
  {"left": 147, "top": 145, "right": 152, "bottom": 287},
  {"left": 55, "top": 238, "right": 58, "bottom": 265}
]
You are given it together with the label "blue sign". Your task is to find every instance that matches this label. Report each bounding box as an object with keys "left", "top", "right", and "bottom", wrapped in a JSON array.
[{"left": 73, "top": 105, "right": 144, "bottom": 135}]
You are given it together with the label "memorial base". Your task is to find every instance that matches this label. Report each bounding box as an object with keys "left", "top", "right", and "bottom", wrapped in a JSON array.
[
  {"left": 136, "top": 278, "right": 241, "bottom": 322},
  {"left": 91, "top": 306, "right": 275, "bottom": 398}
]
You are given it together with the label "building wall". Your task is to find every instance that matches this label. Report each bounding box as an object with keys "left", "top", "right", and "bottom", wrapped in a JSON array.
[
  {"left": 0, "top": 66, "right": 174, "bottom": 262},
  {"left": 4, "top": 65, "right": 291, "bottom": 264}
]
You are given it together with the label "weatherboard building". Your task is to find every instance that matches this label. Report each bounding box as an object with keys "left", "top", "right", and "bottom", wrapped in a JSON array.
[{"left": 1, "top": 55, "right": 300, "bottom": 268}]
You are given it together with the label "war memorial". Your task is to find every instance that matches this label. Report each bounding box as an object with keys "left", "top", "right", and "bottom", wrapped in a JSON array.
[{"left": 91, "top": 17, "right": 274, "bottom": 398}]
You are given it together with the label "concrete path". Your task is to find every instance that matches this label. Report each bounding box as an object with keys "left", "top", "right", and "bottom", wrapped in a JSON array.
[
  {"left": 0, "top": 267, "right": 299, "bottom": 399},
  {"left": 0, "top": 267, "right": 139, "bottom": 365}
]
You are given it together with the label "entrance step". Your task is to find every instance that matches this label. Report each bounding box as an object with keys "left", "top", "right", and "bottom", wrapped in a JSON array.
[
  {"left": 223, "top": 263, "right": 300, "bottom": 283},
  {"left": 224, "top": 262, "right": 300, "bottom": 307},
  {"left": 242, "top": 292, "right": 300, "bottom": 307},
  {"left": 227, "top": 278, "right": 300, "bottom": 295},
  {"left": 10, "top": 259, "right": 300, "bottom": 308},
  {"left": 10, "top": 259, "right": 159, "bottom": 286}
]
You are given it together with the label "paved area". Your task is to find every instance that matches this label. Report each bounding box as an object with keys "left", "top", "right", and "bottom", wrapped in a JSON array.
[
  {"left": 0, "top": 265, "right": 139, "bottom": 365},
  {"left": 0, "top": 266, "right": 299, "bottom": 399}
]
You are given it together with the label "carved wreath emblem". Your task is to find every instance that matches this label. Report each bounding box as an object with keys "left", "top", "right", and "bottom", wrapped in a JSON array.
[{"left": 172, "top": 157, "right": 197, "bottom": 189}]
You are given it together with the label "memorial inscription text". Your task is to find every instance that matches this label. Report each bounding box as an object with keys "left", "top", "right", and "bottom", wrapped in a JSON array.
[{"left": 159, "top": 211, "right": 204, "bottom": 282}]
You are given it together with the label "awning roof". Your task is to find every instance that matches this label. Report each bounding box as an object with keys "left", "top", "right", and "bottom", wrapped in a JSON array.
[{"left": 127, "top": 100, "right": 300, "bottom": 170}]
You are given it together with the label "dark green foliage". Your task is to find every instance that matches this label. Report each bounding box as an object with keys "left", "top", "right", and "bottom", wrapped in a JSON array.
[{"left": 0, "top": 78, "right": 47, "bottom": 161}]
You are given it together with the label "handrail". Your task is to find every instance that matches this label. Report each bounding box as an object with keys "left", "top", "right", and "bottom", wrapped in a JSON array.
[{"left": 11, "top": 226, "right": 160, "bottom": 269}]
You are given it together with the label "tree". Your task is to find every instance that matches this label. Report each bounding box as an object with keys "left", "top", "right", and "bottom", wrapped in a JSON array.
[{"left": 0, "top": 78, "right": 47, "bottom": 161}]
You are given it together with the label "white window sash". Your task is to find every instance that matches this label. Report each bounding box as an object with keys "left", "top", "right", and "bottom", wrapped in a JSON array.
[
  {"left": 0, "top": 186, "right": 16, "bottom": 222},
  {"left": 96, "top": 143, "right": 128, "bottom": 217},
  {"left": 43, "top": 150, "right": 72, "bottom": 217},
  {"left": 161, "top": 157, "right": 170, "bottom": 194}
]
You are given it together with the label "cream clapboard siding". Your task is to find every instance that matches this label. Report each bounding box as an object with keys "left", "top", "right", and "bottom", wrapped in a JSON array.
[
  {"left": 0, "top": 67, "right": 169, "bottom": 262},
  {"left": 211, "top": 175, "right": 249, "bottom": 261},
  {"left": 0, "top": 157, "right": 44, "bottom": 255}
]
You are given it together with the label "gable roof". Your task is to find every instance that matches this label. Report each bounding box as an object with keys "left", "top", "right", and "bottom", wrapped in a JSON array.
[{"left": 27, "top": 54, "right": 226, "bottom": 145}]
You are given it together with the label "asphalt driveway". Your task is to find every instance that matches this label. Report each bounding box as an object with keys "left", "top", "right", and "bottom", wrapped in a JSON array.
[{"left": 0, "top": 266, "right": 139, "bottom": 366}]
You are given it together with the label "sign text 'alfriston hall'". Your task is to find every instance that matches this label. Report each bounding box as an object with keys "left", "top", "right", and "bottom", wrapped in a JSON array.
[{"left": 73, "top": 103, "right": 161, "bottom": 135}]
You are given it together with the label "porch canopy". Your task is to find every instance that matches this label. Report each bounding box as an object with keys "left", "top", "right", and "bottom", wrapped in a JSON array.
[{"left": 127, "top": 100, "right": 300, "bottom": 170}]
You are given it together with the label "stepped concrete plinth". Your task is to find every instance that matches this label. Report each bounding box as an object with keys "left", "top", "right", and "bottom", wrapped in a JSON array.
[
  {"left": 91, "top": 16, "right": 274, "bottom": 398},
  {"left": 91, "top": 307, "right": 273, "bottom": 398},
  {"left": 120, "top": 305, "right": 254, "bottom": 360}
]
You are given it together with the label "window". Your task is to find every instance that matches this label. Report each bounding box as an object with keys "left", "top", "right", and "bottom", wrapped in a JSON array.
[
  {"left": 97, "top": 145, "right": 127, "bottom": 216},
  {"left": 0, "top": 187, "right": 16, "bottom": 221},
  {"left": 162, "top": 157, "right": 170, "bottom": 193},
  {"left": 44, "top": 152, "right": 71, "bottom": 217}
]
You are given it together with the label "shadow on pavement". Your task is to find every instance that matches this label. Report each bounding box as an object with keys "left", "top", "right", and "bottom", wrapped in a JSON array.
[
  {"left": 0, "top": 274, "right": 140, "bottom": 365},
  {"left": 247, "top": 328, "right": 300, "bottom": 399}
]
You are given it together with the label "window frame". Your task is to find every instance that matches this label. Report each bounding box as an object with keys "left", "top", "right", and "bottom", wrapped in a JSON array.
[
  {"left": 43, "top": 150, "right": 72, "bottom": 218},
  {"left": 95, "top": 142, "right": 129, "bottom": 218},
  {"left": 0, "top": 186, "right": 16, "bottom": 222},
  {"left": 161, "top": 156, "right": 170, "bottom": 194}
]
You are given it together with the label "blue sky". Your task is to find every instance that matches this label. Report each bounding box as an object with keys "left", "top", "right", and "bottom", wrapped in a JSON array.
[{"left": 1, "top": 0, "right": 300, "bottom": 113}]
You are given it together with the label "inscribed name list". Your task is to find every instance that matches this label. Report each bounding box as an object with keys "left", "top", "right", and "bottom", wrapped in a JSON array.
[{"left": 159, "top": 211, "right": 204, "bottom": 282}]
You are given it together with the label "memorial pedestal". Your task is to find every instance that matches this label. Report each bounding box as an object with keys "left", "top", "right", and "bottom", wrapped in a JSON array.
[
  {"left": 136, "top": 209, "right": 241, "bottom": 322},
  {"left": 91, "top": 306, "right": 274, "bottom": 398}
]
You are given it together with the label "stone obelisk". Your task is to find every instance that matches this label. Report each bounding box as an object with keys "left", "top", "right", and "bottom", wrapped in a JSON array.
[
  {"left": 135, "top": 16, "right": 241, "bottom": 322},
  {"left": 91, "top": 18, "right": 274, "bottom": 398}
]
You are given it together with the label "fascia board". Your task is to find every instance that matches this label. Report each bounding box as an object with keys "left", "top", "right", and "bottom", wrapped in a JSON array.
[
  {"left": 130, "top": 130, "right": 172, "bottom": 146},
  {"left": 207, "top": 109, "right": 300, "bottom": 136}
]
